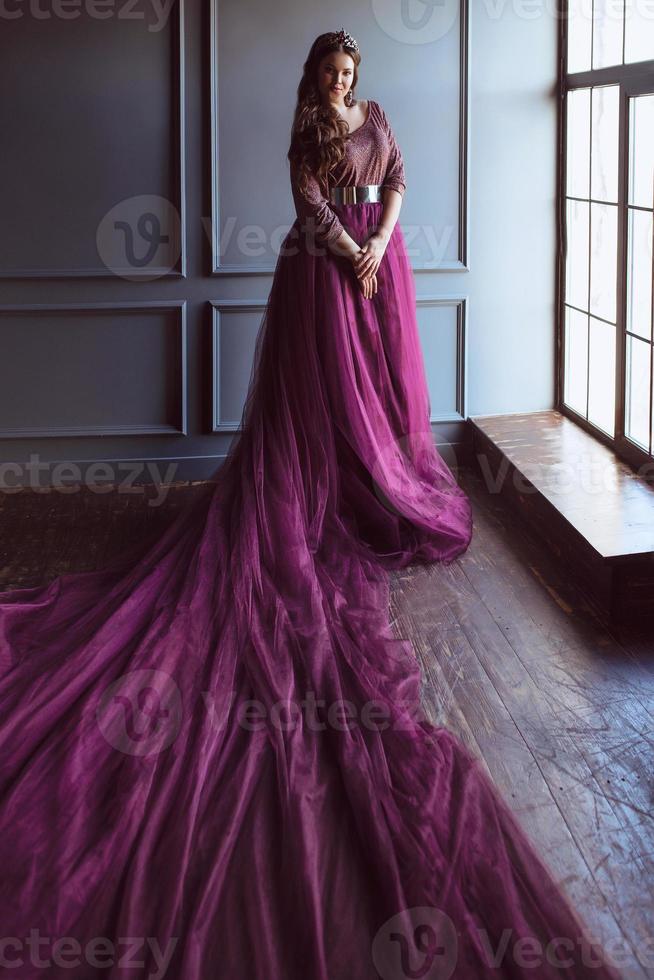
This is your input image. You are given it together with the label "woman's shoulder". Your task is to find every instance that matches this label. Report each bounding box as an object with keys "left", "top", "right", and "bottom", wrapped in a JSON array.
[{"left": 364, "top": 99, "right": 390, "bottom": 125}]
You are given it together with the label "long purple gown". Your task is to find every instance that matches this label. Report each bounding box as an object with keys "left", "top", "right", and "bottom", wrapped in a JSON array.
[{"left": 0, "top": 101, "right": 621, "bottom": 979}]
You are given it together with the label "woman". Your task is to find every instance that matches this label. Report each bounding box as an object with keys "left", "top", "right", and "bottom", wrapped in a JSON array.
[
  {"left": 0, "top": 29, "right": 620, "bottom": 980},
  {"left": 279, "top": 30, "right": 473, "bottom": 569}
]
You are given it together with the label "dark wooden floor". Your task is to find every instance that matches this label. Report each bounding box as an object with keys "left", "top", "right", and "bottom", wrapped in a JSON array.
[
  {"left": 0, "top": 479, "right": 208, "bottom": 590},
  {"left": 390, "top": 466, "right": 654, "bottom": 980},
  {"left": 0, "top": 468, "right": 652, "bottom": 978}
]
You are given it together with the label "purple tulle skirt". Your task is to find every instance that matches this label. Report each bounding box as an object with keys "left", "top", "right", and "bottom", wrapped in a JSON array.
[{"left": 0, "top": 203, "right": 621, "bottom": 978}]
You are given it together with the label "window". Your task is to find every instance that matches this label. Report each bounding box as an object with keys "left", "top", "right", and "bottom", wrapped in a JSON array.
[{"left": 559, "top": 2, "right": 654, "bottom": 467}]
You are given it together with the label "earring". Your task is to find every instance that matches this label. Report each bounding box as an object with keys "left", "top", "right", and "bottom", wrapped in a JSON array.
[{"left": 345, "top": 89, "right": 355, "bottom": 107}]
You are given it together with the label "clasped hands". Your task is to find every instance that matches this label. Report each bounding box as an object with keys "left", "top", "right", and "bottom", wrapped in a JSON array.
[{"left": 350, "top": 229, "right": 390, "bottom": 300}]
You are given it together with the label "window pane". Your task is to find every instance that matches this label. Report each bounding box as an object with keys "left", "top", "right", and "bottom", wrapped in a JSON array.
[
  {"left": 564, "top": 306, "right": 589, "bottom": 416},
  {"left": 625, "top": 1, "right": 654, "bottom": 64},
  {"left": 566, "top": 88, "right": 590, "bottom": 198},
  {"left": 588, "top": 316, "right": 616, "bottom": 435},
  {"left": 628, "top": 94, "right": 654, "bottom": 209},
  {"left": 591, "top": 85, "right": 619, "bottom": 203},
  {"left": 567, "top": 0, "right": 592, "bottom": 72},
  {"left": 625, "top": 334, "right": 652, "bottom": 451},
  {"left": 566, "top": 199, "right": 590, "bottom": 311},
  {"left": 589, "top": 202, "right": 618, "bottom": 322},
  {"left": 627, "top": 208, "right": 653, "bottom": 341},
  {"left": 592, "top": 0, "right": 625, "bottom": 69}
]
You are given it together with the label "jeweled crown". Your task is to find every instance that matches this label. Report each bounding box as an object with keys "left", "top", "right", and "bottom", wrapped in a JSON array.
[{"left": 330, "top": 28, "right": 359, "bottom": 52}]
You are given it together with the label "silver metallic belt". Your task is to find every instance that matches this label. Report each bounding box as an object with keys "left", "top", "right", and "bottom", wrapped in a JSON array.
[{"left": 329, "top": 184, "right": 382, "bottom": 205}]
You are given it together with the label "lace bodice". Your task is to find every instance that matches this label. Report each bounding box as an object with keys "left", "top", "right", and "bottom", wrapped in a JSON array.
[{"left": 289, "top": 99, "right": 406, "bottom": 246}]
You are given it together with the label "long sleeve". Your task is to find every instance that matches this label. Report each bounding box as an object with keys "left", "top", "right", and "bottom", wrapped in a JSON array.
[
  {"left": 378, "top": 104, "right": 407, "bottom": 197},
  {"left": 289, "top": 157, "right": 345, "bottom": 247}
]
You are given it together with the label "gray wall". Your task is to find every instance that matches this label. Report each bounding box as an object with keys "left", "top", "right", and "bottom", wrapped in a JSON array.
[{"left": 0, "top": 0, "right": 557, "bottom": 488}]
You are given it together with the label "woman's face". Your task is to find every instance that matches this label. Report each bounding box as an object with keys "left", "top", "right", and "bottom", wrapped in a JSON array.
[{"left": 317, "top": 50, "right": 355, "bottom": 106}]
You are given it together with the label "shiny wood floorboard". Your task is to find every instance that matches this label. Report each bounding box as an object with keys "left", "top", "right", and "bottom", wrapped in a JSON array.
[{"left": 390, "top": 466, "right": 653, "bottom": 980}]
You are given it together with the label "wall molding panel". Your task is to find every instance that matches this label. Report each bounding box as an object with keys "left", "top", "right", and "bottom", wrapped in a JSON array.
[
  {"left": 0, "top": 1, "right": 187, "bottom": 280},
  {"left": 210, "top": 300, "right": 268, "bottom": 432},
  {"left": 0, "top": 302, "right": 187, "bottom": 438},
  {"left": 211, "top": 296, "right": 467, "bottom": 433},
  {"left": 416, "top": 295, "right": 468, "bottom": 422},
  {"left": 209, "top": 0, "right": 470, "bottom": 276}
]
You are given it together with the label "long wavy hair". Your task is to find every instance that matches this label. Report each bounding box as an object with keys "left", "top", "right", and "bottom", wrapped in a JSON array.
[{"left": 287, "top": 32, "right": 362, "bottom": 198}]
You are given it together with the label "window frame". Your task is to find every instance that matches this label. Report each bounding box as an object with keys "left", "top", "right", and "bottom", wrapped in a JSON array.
[{"left": 556, "top": 3, "right": 654, "bottom": 477}]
